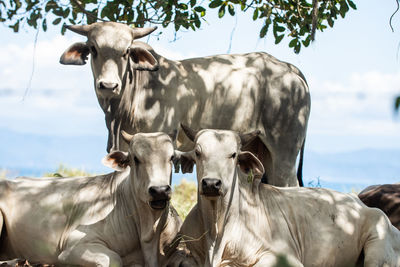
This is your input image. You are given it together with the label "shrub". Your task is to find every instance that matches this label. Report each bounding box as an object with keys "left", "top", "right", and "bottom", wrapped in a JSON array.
[
  {"left": 43, "top": 164, "right": 93, "bottom": 177},
  {"left": 171, "top": 179, "right": 197, "bottom": 219}
]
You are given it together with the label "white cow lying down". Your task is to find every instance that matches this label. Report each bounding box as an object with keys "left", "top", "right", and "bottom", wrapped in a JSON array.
[
  {"left": 0, "top": 132, "right": 181, "bottom": 267},
  {"left": 172, "top": 126, "right": 400, "bottom": 267}
]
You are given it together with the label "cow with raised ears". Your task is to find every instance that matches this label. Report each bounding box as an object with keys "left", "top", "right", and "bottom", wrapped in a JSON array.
[
  {"left": 172, "top": 125, "right": 400, "bottom": 267},
  {"left": 60, "top": 21, "right": 311, "bottom": 187},
  {"left": 0, "top": 132, "right": 181, "bottom": 267}
]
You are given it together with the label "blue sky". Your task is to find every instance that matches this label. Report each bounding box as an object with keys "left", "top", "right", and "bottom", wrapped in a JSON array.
[{"left": 0, "top": 0, "right": 399, "bottom": 191}]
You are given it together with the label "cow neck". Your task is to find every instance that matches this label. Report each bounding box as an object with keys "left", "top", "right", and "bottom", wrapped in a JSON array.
[
  {"left": 124, "top": 173, "right": 169, "bottom": 265},
  {"left": 117, "top": 57, "right": 153, "bottom": 128},
  {"left": 198, "top": 168, "right": 240, "bottom": 265}
]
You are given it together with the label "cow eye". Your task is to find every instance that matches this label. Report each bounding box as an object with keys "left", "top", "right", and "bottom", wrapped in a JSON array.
[
  {"left": 230, "top": 152, "right": 237, "bottom": 159},
  {"left": 133, "top": 156, "right": 140, "bottom": 164},
  {"left": 90, "top": 46, "right": 97, "bottom": 57},
  {"left": 195, "top": 150, "right": 201, "bottom": 157}
]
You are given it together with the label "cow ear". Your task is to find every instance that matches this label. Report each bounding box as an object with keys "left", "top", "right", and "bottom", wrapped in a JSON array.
[
  {"left": 174, "top": 150, "right": 195, "bottom": 174},
  {"left": 60, "top": 42, "right": 90, "bottom": 65},
  {"left": 129, "top": 46, "right": 159, "bottom": 71},
  {"left": 238, "top": 151, "right": 264, "bottom": 179},
  {"left": 102, "top": 151, "right": 130, "bottom": 171}
]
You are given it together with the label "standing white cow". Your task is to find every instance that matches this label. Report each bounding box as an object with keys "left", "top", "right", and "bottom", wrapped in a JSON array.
[
  {"left": 172, "top": 126, "right": 400, "bottom": 267},
  {"left": 59, "top": 21, "right": 311, "bottom": 187},
  {"left": 0, "top": 132, "right": 181, "bottom": 267}
]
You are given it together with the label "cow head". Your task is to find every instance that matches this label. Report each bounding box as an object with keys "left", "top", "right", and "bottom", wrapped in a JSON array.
[
  {"left": 60, "top": 22, "right": 159, "bottom": 99},
  {"left": 102, "top": 132, "right": 175, "bottom": 210},
  {"left": 178, "top": 124, "right": 264, "bottom": 200}
]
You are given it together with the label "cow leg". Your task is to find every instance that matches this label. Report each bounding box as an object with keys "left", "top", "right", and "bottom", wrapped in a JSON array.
[
  {"left": 362, "top": 210, "right": 400, "bottom": 267},
  {"left": 270, "top": 154, "right": 298, "bottom": 187},
  {"left": 58, "top": 243, "right": 122, "bottom": 267}
]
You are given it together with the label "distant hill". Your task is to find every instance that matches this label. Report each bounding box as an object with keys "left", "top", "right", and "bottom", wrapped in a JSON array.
[
  {"left": 303, "top": 149, "right": 400, "bottom": 192},
  {"left": 0, "top": 128, "right": 399, "bottom": 192},
  {"left": 0, "top": 128, "right": 109, "bottom": 177}
]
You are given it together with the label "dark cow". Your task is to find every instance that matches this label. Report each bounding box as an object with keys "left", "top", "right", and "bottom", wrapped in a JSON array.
[{"left": 359, "top": 184, "right": 400, "bottom": 230}]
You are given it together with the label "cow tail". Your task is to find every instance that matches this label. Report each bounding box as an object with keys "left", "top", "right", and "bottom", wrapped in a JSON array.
[{"left": 297, "top": 138, "right": 306, "bottom": 187}]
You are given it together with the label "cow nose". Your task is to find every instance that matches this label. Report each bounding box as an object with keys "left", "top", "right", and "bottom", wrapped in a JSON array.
[
  {"left": 99, "top": 81, "right": 118, "bottom": 90},
  {"left": 148, "top": 185, "right": 172, "bottom": 200},
  {"left": 201, "top": 178, "right": 222, "bottom": 196}
]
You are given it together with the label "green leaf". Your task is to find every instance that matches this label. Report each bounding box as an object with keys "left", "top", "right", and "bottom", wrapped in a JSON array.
[
  {"left": 194, "top": 6, "right": 205, "bottom": 12},
  {"left": 347, "top": 0, "right": 357, "bottom": 10},
  {"left": 294, "top": 42, "right": 301, "bottom": 54},
  {"left": 194, "top": 16, "right": 201, "bottom": 28},
  {"left": 395, "top": 96, "right": 400, "bottom": 111},
  {"left": 9, "top": 21, "right": 19, "bottom": 32},
  {"left": 53, "top": 17, "right": 62, "bottom": 25},
  {"left": 63, "top": 8, "right": 70, "bottom": 18},
  {"left": 178, "top": 3, "right": 188, "bottom": 10},
  {"left": 288, "top": 38, "right": 297, "bottom": 48},
  {"left": 327, "top": 17, "right": 334, "bottom": 27},
  {"left": 302, "top": 35, "right": 311, "bottom": 47},
  {"left": 53, "top": 7, "right": 64, "bottom": 16},
  {"left": 275, "top": 25, "right": 285, "bottom": 32},
  {"left": 61, "top": 23, "right": 67, "bottom": 35},
  {"left": 42, "top": 18, "right": 47, "bottom": 31},
  {"left": 228, "top": 4, "right": 235, "bottom": 16},
  {"left": 339, "top": 2, "right": 349, "bottom": 18},
  {"left": 190, "top": 0, "right": 196, "bottom": 7},
  {"left": 209, "top": 0, "right": 223, "bottom": 9},
  {"left": 218, "top": 5, "right": 225, "bottom": 18},
  {"left": 260, "top": 24, "right": 269, "bottom": 38},
  {"left": 45, "top": 1, "right": 55, "bottom": 12},
  {"left": 253, "top": 7, "right": 258, "bottom": 21},
  {"left": 275, "top": 34, "right": 284, "bottom": 44}
]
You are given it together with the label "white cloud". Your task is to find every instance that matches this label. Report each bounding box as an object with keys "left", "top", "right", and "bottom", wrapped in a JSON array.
[{"left": 307, "top": 71, "right": 400, "bottom": 138}]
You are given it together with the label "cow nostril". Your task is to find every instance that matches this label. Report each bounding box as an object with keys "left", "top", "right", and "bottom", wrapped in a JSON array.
[
  {"left": 165, "top": 185, "right": 172, "bottom": 194},
  {"left": 149, "top": 185, "right": 171, "bottom": 197},
  {"left": 215, "top": 180, "right": 222, "bottom": 189},
  {"left": 99, "top": 82, "right": 118, "bottom": 90},
  {"left": 149, "top": 186, "right": 157, "bottom": 196},
  {"left": 202, "top": 179, "right": 208, "bottom": 187}
]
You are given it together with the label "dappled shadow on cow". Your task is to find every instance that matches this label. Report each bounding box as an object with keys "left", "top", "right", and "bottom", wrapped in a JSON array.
[
  {"left": 0, "top": 131, "right": 182, "bottom": 267},
  {"left": 59, "top": 21, "right": 310, "bottom": 188},
  {"left": 170, "top": 125, "right": 400, "bottom": 267}
]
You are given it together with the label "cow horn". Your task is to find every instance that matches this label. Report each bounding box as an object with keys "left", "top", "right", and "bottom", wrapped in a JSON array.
[
  {"left": 239, "top": 130, "right": 261, "bottom": 147},
  {"left": 121, "top": 130, "right": 134, "bottom": 143},
  {"left": 131, "top": 26, "right": 158, "bottom": 40},
  {"left": 65, "top": 24, "right": 93, "bottom": 36},
  {"left": 180, "top": 123, "right": 198, "bottom": 142}
]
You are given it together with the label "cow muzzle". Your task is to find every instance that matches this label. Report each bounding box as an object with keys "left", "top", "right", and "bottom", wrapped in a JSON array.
[
  {"left": 148, "top": 185, "right": 172, "bottom": 210},
  {"left": 96, "top": 81, "right": 121, "bottom": 96},
  {"left": 201, "top": 178, "right": 222, "bottom": 197}
]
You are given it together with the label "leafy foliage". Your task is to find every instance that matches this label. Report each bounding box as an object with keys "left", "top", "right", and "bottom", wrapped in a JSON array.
[
  {"left": 43, "top": 164, "right": 93, "bottom": 177},
  {"left": 171, "top": 179, "right": 197, "bottom": 219},
  {"left": 0, "top": 0, "right": 356, "bottom": 53}
]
